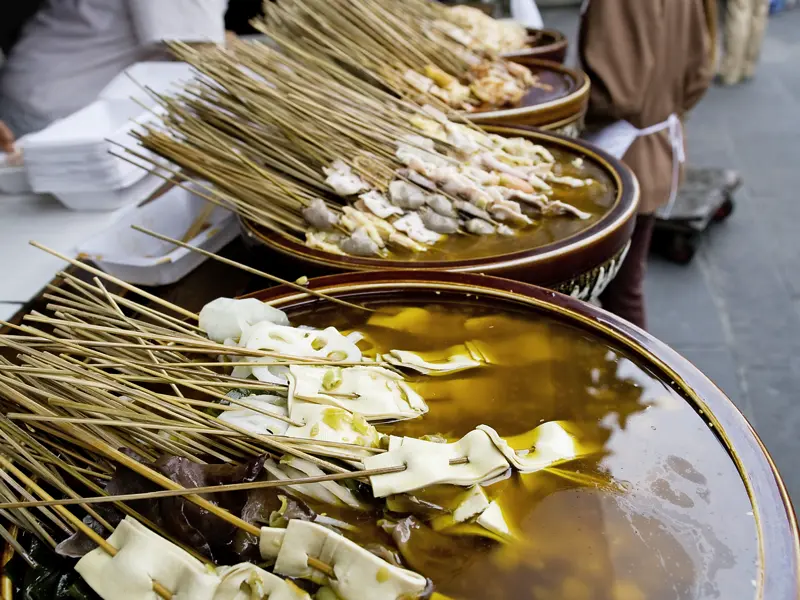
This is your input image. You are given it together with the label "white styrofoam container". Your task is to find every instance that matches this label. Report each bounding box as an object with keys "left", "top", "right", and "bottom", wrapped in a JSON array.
[
  {"left": 0, "top": 164, "right": 32, "bottom": 195},
  {"left": 76, "top": 184, "right": 238, "bottom": 286},
  {"left": 54, "top": 170, "right": 167, "bottom": 212},
  {"left": 21, "top": 98, "right": 163, "bottom": 194}
]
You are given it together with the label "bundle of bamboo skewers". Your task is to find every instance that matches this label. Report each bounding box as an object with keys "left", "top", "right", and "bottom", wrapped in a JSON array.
[{"left": 117, "top": 34, "right": 593, "bottom": 261}]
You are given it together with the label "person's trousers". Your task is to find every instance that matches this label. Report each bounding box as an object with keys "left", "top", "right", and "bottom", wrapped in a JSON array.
[
  {"left": 719, "top": 0, "right": 770, "bottom": 84},
  {"left": 599, "top": 215, "right": 656, "bottom": 331}
]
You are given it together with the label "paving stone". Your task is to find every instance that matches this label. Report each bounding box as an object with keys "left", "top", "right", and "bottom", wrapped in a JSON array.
[
  {"left": 644, "top": 257, "right": 727, "bottom": 348},
  {"left": 739, "top": 366, "right": 800, "bottom": 504}
]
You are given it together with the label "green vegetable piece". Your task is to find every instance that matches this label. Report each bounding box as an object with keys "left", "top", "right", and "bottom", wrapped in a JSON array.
[{"left": 322, "top": 367, "right": 343, "bottom": 391}]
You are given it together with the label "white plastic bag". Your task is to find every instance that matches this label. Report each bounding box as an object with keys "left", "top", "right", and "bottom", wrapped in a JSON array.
[{"left": 510, "top": 0, "right": 544, "bottom": 29}]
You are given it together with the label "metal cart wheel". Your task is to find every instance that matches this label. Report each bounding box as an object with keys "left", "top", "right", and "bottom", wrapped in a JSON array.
[
  {"left": 664, "top": 232, "right": 697, "bottom": 265},
  {"left": 713, "top": 197, "right": 735, "bottom": 223}
]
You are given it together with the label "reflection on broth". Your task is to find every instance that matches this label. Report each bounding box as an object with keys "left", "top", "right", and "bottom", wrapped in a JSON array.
[{"left": 292, "top": 301, "right": 758, "bottom": 600}]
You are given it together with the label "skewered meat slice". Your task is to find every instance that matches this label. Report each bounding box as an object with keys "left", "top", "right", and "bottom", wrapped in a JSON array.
[
  {"left": 359, "top": 209, "right": 399, "bottom": 240},
  {"left": 397, "top": 169, "right": 437, "bottom": 192},
  {"left": 420, "top": 207, "right": 459, "bottom": 234},
  {"left": 323, "top": 159, "right": 369, "bottom": 196},
  {"left": 360, "top": 191, "right": 403, "bottom": 219},
  {"left": 505, "top": 61, "right": 535, "bottom": 86},
  {"left": 306, "top": 231, "right": 346, "bottom": 255},
  {"left": 410, "top": 115, "right": 446, "bottom": 139},
  {"left": 341, "top": 228, "right": 381, "bottom": 256},
  {"left": 454, "top": 199, "right": 492, "bottom": 222},
  {"left": 496, "top": 224, "right": 516, "bottom": 237},
  {"left": 343, "top": 207, "right": 386, "bottom": 247},
  {"left": 496, "top": 187, "right": 549, "bottom": 210},
  {"left": 302, "top": 198, "right": 339, "bottom": 231},
  {"left": 426, "top": 194, "right": 457, "bottom": 218},
  {"left": 389, "top": 180, "right": 427, "bottom": 210},
  {"left": 528, "top": 172, "right": 552, "bottom": 192},
  {"left": 465, "top": 218, "right": 495, "bottom": 235},
  {"left": 498, "top": 173, "right": 535, "bottom": 194},
  {"left": 489, "top": 199, "right": 532, "bottom": 226},
  {"left": 444, "top": 123, "right": 481, "bottom": 155},
  {"left": 480, "top": 153, "right": 530, "bottom": 180},
  {"left": 389, "top": 231, "right": 428, "bottom": 253},
  {"left": 544, "top": 201, "right": 592, "bottom": 220},
  {"left": 470, "top": 76, "right": 524, "bottom": 106},
  {"left": 461, "top": 166, "right": 500, "bottom": 186},
  {"left": 424, "top": 64, "right": 458, "bottom": 89},
  {"left": 546, "top": 173, "right": 591, "bottom": 188},
  {"left": 403, "top": 70, "right": 435, "bottom": 94},
  {"left": 392, "top": 212, "right": 442, "bottom": 245}
]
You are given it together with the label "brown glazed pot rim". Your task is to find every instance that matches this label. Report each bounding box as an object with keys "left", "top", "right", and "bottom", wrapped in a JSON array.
[
  {"left": 501, "top": 27, "right": 568, "bottom": 60},
  {"left": 240, "top": 126, "right": 639, "bottom": 278},
  {"left": 465, "top": 58, "right": 589, "bottom": 122},
  {"left": 247, "top": 270, "right": 800, "bottom": 600}
]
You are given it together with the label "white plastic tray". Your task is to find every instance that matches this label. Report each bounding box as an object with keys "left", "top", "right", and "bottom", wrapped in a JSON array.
[
  {"left": 21, "top": 98, "right": 163, "bottom": 194},
  {"left": 53, "top": 171, "right": 168, "bottom": 212},
  {"left": 76, "top": 184, "right": 238, "bottom": 286}
]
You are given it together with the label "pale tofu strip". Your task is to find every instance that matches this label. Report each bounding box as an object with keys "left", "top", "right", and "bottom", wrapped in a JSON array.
[
  {"left": 259, "top": 520, "right": 428, "bottom": 600},
  {"left": 364, "top": 430, "right": 510, "bottom": 497},
  {"left": 366, "top": 422, "right": 595, "bottom": 497},
  {"left": 477, "top": 422, "right": 589, "bottom": 473},
  {"left": 76, "top": 517, "right": 310, "bottom": 600},
  {"left": 234, "top": 322, "right": 362, "bottom": 381},
  {"left": 284, "top": 402, "right": 381, "bottom": 450},
  {"left": 287, "top": 365, "right": 428, "bottom": 421},
  {"left": 384, "top": 343, "right": 484, "bottom": 376}
]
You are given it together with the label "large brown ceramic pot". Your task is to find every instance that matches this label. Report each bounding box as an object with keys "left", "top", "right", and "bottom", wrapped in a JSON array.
[
  {"left": 247, "top": 269, "right": 799, "bottom": 600},
  {"left": 241, "top": 126, "right": 638, "bottom": 302},
  {"left": 502, "top": 27, "right": 569, "bottom": 65},
  {"left": 466, "top": 59, "right": 589, "bottom": 136}
]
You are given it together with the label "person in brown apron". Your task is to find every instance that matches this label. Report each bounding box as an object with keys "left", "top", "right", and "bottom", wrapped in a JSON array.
[
  {"left": 579, "top": 0, "right": 716, "bottom": 330},
  {"left": 719, "top": 0, "right": 770, "bottom": 85}
]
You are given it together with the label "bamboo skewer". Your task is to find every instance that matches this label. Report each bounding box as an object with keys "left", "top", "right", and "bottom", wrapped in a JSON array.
[
  {"left": 29, "top": 242, "right": 198, "bottom": 321},
  {"left": 0, "top": 465, "right": 403, "bottom": 511}
]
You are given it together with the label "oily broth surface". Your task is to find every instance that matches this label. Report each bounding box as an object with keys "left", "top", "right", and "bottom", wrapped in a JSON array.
[
  {"left": 394, "top": 147, "right": 616, "bottom": 262},
  {"left": 293, "top": 301, "right": 758, "bottom": 600}
]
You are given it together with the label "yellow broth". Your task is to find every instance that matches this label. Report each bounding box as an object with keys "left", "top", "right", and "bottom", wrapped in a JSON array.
[
  {"left": 389, "top": 147, "right": 616, "bottom": 262},
  {"left": 292, "top": 300, "right": 758, "bottom": 600}
]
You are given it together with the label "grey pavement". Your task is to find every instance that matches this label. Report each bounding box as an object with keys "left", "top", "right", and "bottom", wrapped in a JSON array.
[{"left": 542, "top": 7, "right": 800, "bottom": 503}]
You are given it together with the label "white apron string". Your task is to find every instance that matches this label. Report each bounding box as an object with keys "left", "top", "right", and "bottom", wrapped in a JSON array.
[
  {"left": 643, "top": 114, "right": 685, "bottom": 219},
  {"left": 583, "top": 114, "right": 685, "bottom": 219},
  {"left": 580, "top": 0, "right": 591, "bottom": 15}
]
